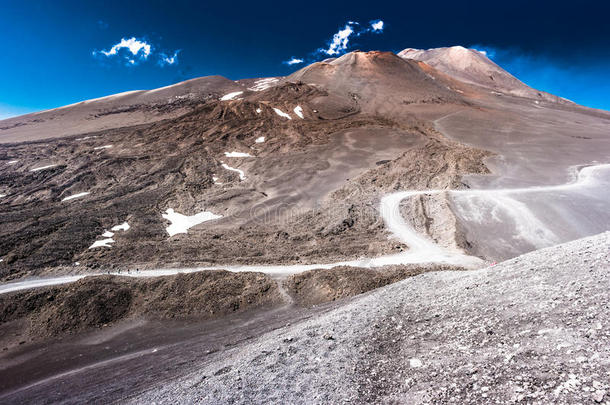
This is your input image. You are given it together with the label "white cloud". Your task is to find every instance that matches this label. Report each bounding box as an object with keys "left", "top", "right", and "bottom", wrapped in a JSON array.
[
  {"left": 370, "top": 20, "right": 384, "bottom": 32},
  {"left": 100, "top": 37, "right": 151, "bottom": 59},
  {"left": 159, "top": 50, "right": 180, "bottom": 66},
  {"left": 470, "top": 45, "right": 496, "bottom": 59},
  {"left": 321, "top": 23, "right": 355, "bottom": 55},
  {"left": 285, "top": 18, "right": 385, "bottom": 65},
  {"left": 284, "top": 57, "right": 304, "bottom": 65},
  {"left": 94, "top": 37, "right": 182, "bottom": 67}
]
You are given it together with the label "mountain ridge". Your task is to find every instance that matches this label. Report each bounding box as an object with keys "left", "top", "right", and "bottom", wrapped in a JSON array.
[{"left": 398, "top": 45, "right": 571, "bottom": 104}]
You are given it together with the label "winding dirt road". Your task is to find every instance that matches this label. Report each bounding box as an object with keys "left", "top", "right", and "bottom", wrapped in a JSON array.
[{"left": 1, "top": 164, "right": 608, "bottom": 295}]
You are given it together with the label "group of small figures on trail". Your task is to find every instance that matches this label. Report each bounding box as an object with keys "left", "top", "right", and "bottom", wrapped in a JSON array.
[{"left": 106, "top": 268, "right": 141, "bottom": 275}]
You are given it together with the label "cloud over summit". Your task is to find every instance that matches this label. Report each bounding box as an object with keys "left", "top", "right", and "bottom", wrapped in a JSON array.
[
  {"left": 321, "top": 23, "right": 355, "bottom": 56},
  {"left": 283, "top": 19, "right": 385, "bottom": 65}
]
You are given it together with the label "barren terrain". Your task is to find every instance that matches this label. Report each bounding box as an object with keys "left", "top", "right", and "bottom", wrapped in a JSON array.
[{"left": 0, "top": 46, "right": 609, "bottom": 403}]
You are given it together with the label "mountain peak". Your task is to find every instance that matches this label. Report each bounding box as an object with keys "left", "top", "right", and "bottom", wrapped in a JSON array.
[{"left": 398, "top": 46, "right": 567, "bottom": 103}]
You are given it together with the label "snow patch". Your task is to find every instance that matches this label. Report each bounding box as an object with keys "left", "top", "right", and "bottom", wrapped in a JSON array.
[
  {"left": 94, "top": 145, "right": 113, "bottom": 150},
  {"left": 255, "top": 136, "right": 265, "bottom": 143},
  {"left": 89, "top": 222, "right": 130, "bottom": 249},
  {"left": 293, "top": 106, "right": 304, "bottom": 119},
  {"left": 273, "top": 108, "right": 292, "bottom": 120},
  {"left": 248, "top": 78, "right": 279, "bottom": 92},
  {"left": 111, "top": 222, "right": 130, "bottom": 232},
  {"left": 220, "top": 91, "right": 243, "bottom": 101},
  {"left": 162, "top": 208, "right": 222, "bottom": 237},
  {"left": 221, "top": 163, "right": 246, "bottom": 180},
  {"left": 31, "top": 164, "right": 57, "bottom": 172},
  {"left": 62, "top": 192, "right": 90, "bottom": 202},
  {"left": 89, "top": 239, "right": 115, "bottom": 249},
  {"left": 7, "top": 160, "right": 18, "bottom": 165},
  {"left": 212, "top": 176, "right": 222, "bottom": 185},
  {"left": 256, "top": 108, "right": 262, "bottom": 114},
  {"left": 0, "top": 194, "right": 6, "bottom": 198},
  {"left": 224, "top": 151, "right": 253, "bottom": 158}
]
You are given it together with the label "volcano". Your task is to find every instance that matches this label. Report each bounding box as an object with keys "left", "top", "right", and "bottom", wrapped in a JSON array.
[
  {"left": 0, "top": 47, "right": 609, "bottom": 404},
  {"left": 399, "top": 45, "right": 570, "bottom": 103}
]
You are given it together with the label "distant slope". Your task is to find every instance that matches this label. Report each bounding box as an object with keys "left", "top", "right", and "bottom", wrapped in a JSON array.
[
  {"left": 0, "top": 76, "right": 244, "bottom": 143},
  {"left": 398, "top": 46, "right": 570, "bottom": 104}
]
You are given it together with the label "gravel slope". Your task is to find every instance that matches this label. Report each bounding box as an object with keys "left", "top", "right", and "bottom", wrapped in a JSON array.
[{"left": 132, "top": 232, "right": 610, "bottom": 404}]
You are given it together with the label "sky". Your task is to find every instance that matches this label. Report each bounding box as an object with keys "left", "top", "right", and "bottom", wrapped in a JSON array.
[{"left": 1, "top": 0, "right": 610, "bottom": 119}]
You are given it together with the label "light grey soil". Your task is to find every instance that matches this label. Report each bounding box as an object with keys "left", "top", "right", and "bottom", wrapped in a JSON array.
[{"left": 132, "top": 232, "right": 610, "bottom": 404}]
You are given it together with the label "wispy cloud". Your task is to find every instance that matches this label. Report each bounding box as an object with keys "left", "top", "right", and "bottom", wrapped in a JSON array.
[
  {"left": 370, "top": 20, "right": 384, "bottom": 32},
  {"left": 93, "top": 37, "right": 179, "bottom": 67},
  {"left": 321, "top": 23, "right": 356, "bottom": 56},
  {"left": 284, "top": 19, "right": 385, "bottom": 65},
  {"left": 283, "top": 57, "right": 304, "bottom": 65},
  {"left": 159, "top": 50, "right": 180, "bottom": 66},
  {"left": 100, "top": 37, "right": 151, "bottom": 59}
]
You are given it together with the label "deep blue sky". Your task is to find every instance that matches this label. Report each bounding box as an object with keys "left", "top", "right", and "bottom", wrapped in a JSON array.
[{"left": 1, "top": 0, "right": 610, "bottom": 119}]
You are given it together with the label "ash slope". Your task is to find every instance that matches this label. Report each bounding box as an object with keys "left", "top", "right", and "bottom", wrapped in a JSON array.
[
  {"left": 0, "top": 76, "right": 244, "bottom": 143},
  {"left": 0, "top": 48, "right": 609, "bottom": 279},
  {"left": 0, "top": 52, "right": 490, "bottom": 279},
  {"left": 398, "top": 46, "right": 568, "bottom": 103},
  {"left": 132, "top": 231, "right": 610, "bottom": 405}
]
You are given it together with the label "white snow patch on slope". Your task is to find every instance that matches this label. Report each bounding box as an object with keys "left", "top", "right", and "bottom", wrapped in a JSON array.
[
  {"left": 162, "top": 208, "right": 222, "bottom": 237},
  {"left": 62, "top": 192, "right": 90, "bottom": 202},
  {"left": 89, "top": 222, "right": 130, "bottom": 249},
  {"left": 111, "top": 222, "right": 130, "bottom": 232},
  {"left": 212, "top": 176, "right": 222, "bottom": 185},
  {"left": 224, "top": 151, "right": 253, "bottom": 158},
  {"left": 293, "top": 106, "right": 304, "bottom": 119},
  {"left": 220, "top": 91, "right": 243, "bottom": 101},
  {"left": 255, "top": 136, "right": 265, "bottom": 143},
  {"left": 273, "top": 108, "right": 292, "bottom": 119},
  {"left": 256, "top": 108, "right": 262, "bottom": 114},
  {"left": 31, "top": 164, "right": 57, "bottom": 172},
  {"left": 94, "top": 145, "right": 113, "bottom": 150},
  {"left": 248, "top": 78, "right": 279, "bottom": 91},
  {"left": 221, "top": 163, "right": 246, "bottom": 180},
  {"left": 89, "top": 238, "right": 115, "bottom": 249},
  {"left": 0, "top": 194, "right": 6, "bottom": 198},
  {"left": 7, "top": 160, "right": 18, "bottom": 165}
]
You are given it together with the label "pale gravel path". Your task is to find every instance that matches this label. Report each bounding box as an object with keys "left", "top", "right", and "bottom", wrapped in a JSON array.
[
  {"left": 4, "top": 163, "right": 609, "bottom": 295},
  {"left": 131, "top": 232, "right": 610, "bottom": 404}
]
